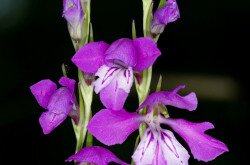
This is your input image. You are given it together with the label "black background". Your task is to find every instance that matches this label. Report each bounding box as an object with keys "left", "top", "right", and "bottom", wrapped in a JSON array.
[{"left": 0, "top": 0, "right": 249, "bottom": 164}]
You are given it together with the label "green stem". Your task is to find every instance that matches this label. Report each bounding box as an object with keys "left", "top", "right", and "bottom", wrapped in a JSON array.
[{"left": 74, "top": 79, "right": 85, "bottom": 153}]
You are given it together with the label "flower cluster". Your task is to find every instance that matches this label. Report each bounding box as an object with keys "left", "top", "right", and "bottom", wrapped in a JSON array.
[{"left": 30, "top": 0, "right": 228, "bottom": 164}]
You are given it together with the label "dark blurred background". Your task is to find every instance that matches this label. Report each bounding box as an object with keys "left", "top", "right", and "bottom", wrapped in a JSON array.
[{"left": 1, "top": 0, "right": 249, "bottom": 164}]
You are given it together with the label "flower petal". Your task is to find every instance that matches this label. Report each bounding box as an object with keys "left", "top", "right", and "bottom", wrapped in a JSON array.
[
  {"left": 132, "top": 129, "right": 158, "bottom": 165},
  {"left": 162, "top": 118, "right": 229, "bottom": 162},
  {"left": 47, "top": 88, "right": 73, "bottom": 115},
  {"left": 105, "top": 38, "right": 137, "bottom": 67},
  {"left": 87, "top": 109, "right": 141, "bottom": 145},
  {"left": 137, "top": 85, "right": 197, "bottom": 112},
  {"left": 159, "top": 129, "right": 190, "bottom": 165},
  {"left": 100, "top": 78, "right": 129, "bottom": 110},
  {"left": 133, "top": 37, "right": 161, "bottom": 71},
  {"left": 66, "top": 146, "right": 129, "bottom": 165},
  {"left": 93, "top": 65, "right": 121, "bottom": 94},
  {"left": 58, "top": 77, "right": 76, "bottom": 94},
  {"left": 30, "top": 79, "right": 57, "bottom": 109},
  {"left": 39, "top": 111, "right": 67, "bottom": 134},
  {"left": 72, "top": 41, "right": 109, "bottom": 74}
]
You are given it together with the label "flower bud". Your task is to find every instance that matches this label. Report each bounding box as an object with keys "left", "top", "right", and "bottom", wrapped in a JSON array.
[
  {"left": 63, "top": 0, "right": 84, "bottom": 42},
  {"left": 151, "top": 0, "right": 180, "bottom": 36}
]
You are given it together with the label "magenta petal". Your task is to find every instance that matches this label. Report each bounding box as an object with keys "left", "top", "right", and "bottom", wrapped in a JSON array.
[
  {"left": 39, "top": 111, "right": 67, "bottom": 134},
  {"left": 66, "top": 146, "right": 129, "bottom": 165},
  {"left": 30, "top": 79, "right": 57, "bottom": 109},
  {"left": 163, "top": 118, "right": 229, "bottom": 162},
  {"left": 87, "top": 109, "right": 141, "bottom": 145},
  {"left": 58, "top": 77, "right": 76, "bottom": 94},
  {"left": 72, "top": 41, "right": 109, "bottom": 74},
  {"left": 100, "top": 79, "right": 129, "bottom": 110},
  {"left": 133, "top": 37, "right": 161, "bottom": 71},
  {"left": 138, "top": 85, "right": 198, "bottom": 112},
  {"left": 47, "top": 88, "right": 73, "bottom": 114},
  {"left": 105, "top": 38, "right": 137, "bottom": 67}
]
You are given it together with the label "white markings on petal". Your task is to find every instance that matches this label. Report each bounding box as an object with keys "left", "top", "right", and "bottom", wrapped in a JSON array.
[
  {"left": 116, "top": 67, "right": 133, "bottom": 93},
  {"left": 93, "top": 65, "right": 120, "bottom": 93},
  {"left": 93, "top": 65, "right": 134, "bottom": 94},
  {"left": 132, "top": 127, "right": 190, "bottom": 165},
  {"left": 160, "top": 129, "right": 190, "bottom": 165},
  {"left": 132, "top": 129, "right": 157, "bottom": 165}
]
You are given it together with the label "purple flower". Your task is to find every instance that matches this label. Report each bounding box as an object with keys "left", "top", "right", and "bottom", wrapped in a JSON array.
[
  {"left": 87, "top": 85, "right": 228, "bottom": 164},
  {"left": 30, "top": 77, "right": 78, "bottom": 134},
  {"left": 151, "top": 0, "right": 180, "bottom": 35},
  {"left": 63, "top": 0, "right": 84, "bottom": 40},
  {"left": 66, "top": 146, "right": 129, "bottom": 165},
  {"left": 72, "top": 37, "right": 161, "bottom": 110}
]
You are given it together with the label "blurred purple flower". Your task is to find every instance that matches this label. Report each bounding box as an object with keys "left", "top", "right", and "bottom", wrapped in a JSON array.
[
  {"left": 88, "top": 85, "right": 228, "bottom": 164},
  {"left": 66, "top": 146, "right": 129, "bottom": 165},
  {"left": 151, "top": 0, "right": 180, "bottom": 35},
  {"left": 30, "top": 77, "right": 78, "bottom": 134},
  {"left": 72, "top": 37, "right": 161, "bottom": 110}
]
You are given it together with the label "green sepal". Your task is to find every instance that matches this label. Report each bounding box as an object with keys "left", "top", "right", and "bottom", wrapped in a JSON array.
[
  {"left": 89, "top": 22, "right": 94, "bottom": 42},
  {"left": 132, "top": 20, "right": 137, "bottom": 39},
  {"left": 80, "top": 0, "right": 91, "bottom": 47},
  {"left": 158, "top": 0, "right": 166, "bottom": 8},
  {"left": 61, "top": 63, "right": 68, "bottom": 77},
  {"left": 156, "top": 75, "right": 162, "bottom": 92}
]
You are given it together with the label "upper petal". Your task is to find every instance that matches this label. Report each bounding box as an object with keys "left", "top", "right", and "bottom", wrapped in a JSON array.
[
  {"left": 39, "top": 111, "right": 67, "bottom": 134},
  {"left": 137, "top": 85, "right": 198, "bottom": 112},
  {"left": 105, "top": 38, "right": 137, "bottom": 67},
  {"left": 87, "top": 109, "right": 141, "bottom": 145},
  {"left": 66, "top": 146, "right": 129, "bottom": 165},
  {"left": 30, "top": 79, "right": 57, "bottom": 109},
  {"left": 58, "top": 77, "right": 76, "bottom": 94},
  {"left": 159, "top": 129, "right": 190, "bottom": 165},
  {"left": 71, "top": 41, "right": 109, "bottom": 74},
  {"left": 133, "top": 37, "right": 161, "bottom": 71},
  {"left": 162, "top": 118, "right": 229, "bottom": 162}
]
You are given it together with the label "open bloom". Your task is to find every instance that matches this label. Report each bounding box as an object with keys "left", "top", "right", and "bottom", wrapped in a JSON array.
[
  {"left": 66, "top": 146, "right": 129, "bottom": 165},
  {"left": 63, "top": 0, "right": 84, "bottom": 40},
  {"left": 151, "top": 0, "right": 180, "bottom": 35},
  {"left": 87, "top": 85, "right": 228, "bottom": 164},
  {"left": 30, "top": 77, "right": 78, "bottom": 134},
  {"left": 72, "top": 37, "right": 161, "bottom": 110}
]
